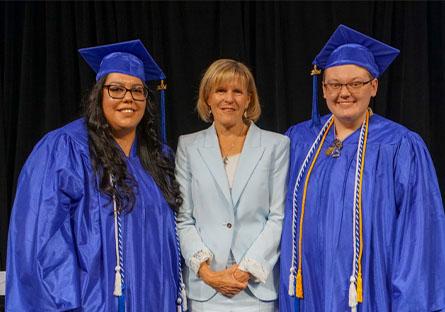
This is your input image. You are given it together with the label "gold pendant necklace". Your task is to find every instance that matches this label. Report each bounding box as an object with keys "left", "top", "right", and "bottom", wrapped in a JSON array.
[
  {"left": 325, "top": 123, "right": 343, "bottom": 158},
  {"left": 325, "top": 138, "right": 343, "bottom": 158}
]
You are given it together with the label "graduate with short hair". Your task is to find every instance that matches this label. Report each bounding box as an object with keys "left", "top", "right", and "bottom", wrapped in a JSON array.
[
  {"left": 6, "top": 40, "right": 185, "bottom": 311},
  {"left": 279, "top": 25, "right": 445, "bottom": 311}
]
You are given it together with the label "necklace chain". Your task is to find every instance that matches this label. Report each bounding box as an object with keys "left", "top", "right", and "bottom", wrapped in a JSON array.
[{"left": 219, "top": 124, "right": 247, "bottom": 165}]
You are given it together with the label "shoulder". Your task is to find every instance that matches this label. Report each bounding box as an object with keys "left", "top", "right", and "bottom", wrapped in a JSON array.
[
  {"left": 285, "top": 116, "right": 325, "bottom": 144},
  {"left": 177, "top": 127, "right": 210, "bottom": 147},
  {"left": 28, "top": 118, "right": 89, "bottom": 162},
  {"left": 368, "top": 114, "right": 423, "bottom": 146},
  {"left": 19, "top": 119, "right": 90, "bottom": 190},
  {"left": 43, "top": 118, "right": 88, "bottom": 147},
  {"left": 254, "top": 124, "right": 289, "bottom": 148}
]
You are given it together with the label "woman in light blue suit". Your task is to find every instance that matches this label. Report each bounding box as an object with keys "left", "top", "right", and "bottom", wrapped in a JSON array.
[{"left": 176, "top": 59, "right": 289, "bottom": 311}]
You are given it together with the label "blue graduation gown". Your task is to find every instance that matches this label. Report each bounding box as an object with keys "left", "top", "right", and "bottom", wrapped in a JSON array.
[
  {"left": 279, "top": 114, "right": 445, "bottom": 311},
  {"left": 6, "top": 119, "right": 179, "bottom": 311}
]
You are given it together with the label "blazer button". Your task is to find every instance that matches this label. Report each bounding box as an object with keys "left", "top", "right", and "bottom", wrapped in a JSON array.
[{"left": 226, "top": 223, "right": 232, "bottom": 229}]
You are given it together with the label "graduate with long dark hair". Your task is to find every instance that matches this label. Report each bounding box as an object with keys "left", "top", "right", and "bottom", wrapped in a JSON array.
[{"left": 6, "top": 40, "right": 185, "bottom": 311}]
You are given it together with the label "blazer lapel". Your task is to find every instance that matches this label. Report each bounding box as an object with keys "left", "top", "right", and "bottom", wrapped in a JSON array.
[
  {"left": 197, "top": 124, "right": 233, "bottom": 207},
  {"left": 231, "top": 123, "right": 265, "bottom": 207}
]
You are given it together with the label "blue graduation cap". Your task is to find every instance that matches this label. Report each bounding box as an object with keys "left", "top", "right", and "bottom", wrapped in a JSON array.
[
  {"left": 310, "top": 25, "right": 400, "bottom": 125},
  {"left": 78, "top": 39, "right": 168, "bottom": 142}
]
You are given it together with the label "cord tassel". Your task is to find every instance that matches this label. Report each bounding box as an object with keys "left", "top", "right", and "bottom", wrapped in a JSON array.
[
  {"left": 357, "top": 273, "right": 363, "bottom": 302},
  {"left": 288, "top": 268, "right": 296, "bottom": 296},
  {"left": 296, "top": 269, "right": 304, "bottom": 298},
  {"left": 113, "top": 265, "right": 122, "bottom": 296},
  {"left": 181, "top": 283, "right": 187, "bottom": 312},
  {"left": 348, "top": 276, "right": 358, "bottom": 308}
]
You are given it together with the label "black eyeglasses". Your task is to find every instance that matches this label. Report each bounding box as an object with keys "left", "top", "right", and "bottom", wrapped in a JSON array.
[
  {"left": 323, "top": 79, "right": 374, "bottom": 92},
  {"left": 104, "top": 84, "right": 148, "bottom": 101}
]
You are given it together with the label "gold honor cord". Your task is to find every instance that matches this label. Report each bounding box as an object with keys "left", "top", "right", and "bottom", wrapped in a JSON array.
[
  {"left": 296, "top": 118, "right": 334, "bottom": 298},
  {"left": 296, "top": 109, "right": 371, "bottom": 302},
  {"left": 357, "top": 110, "right": 370, "bottom": 302}
]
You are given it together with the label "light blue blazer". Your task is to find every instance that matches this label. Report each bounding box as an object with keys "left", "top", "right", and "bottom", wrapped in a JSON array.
[{"left": 176, "top": 122, "right": 289, "bottom": 301}]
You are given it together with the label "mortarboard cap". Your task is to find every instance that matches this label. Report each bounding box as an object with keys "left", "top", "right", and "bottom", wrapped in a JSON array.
[
  {"left": 310, "top": 25, "right": 400, "bottom": 125},
  {"left": 78, "top": 39, "right": 166, "bottom": 82},
  {"left": 78, "top": 39, "right": 168, "bottom": 142}
]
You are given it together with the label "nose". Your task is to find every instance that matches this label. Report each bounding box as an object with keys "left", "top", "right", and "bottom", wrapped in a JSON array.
[
  {"left": 224, "top": 91, "right": 234, "bottom": 102},
  {"left": 123, "top": 89, "right": 133, "bottom": 101},
  {"left": 338, "top": 84, "right": 352, "bottom": 98}
]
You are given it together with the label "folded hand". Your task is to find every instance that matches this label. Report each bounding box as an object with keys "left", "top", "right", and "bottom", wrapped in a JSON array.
[
  {"left": 198, "top": 263, "right": 248, "bottom": 297},
  {"left": 232, "top": 267, "right": 250, "bottom": 284}
]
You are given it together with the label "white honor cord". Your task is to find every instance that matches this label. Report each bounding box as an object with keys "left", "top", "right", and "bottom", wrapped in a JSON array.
[
  {"left": 288, "top": 116, "right": 334, "bottom": 296},
  {"left": 113, "top": 192, "right": 123, "bottom": 296}
]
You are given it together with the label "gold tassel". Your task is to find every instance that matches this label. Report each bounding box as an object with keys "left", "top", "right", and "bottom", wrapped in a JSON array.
[
  {"left": 356, "top": 273, "right": 363, "bottom": 302},
  {"left": 296, "top": 269, "right": 304, "bottom": 298},
  {"left": 310, "top": 65, "right": 321, "bottom": 76},
  {"left": 157, "top": 79, "right": 167, "bottom": 91}
]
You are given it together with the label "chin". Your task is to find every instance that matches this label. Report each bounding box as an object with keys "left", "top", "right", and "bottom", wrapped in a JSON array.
[
  {"left": 217, "top": 117, "right": 242, "bottom": 126},
  {"left": 336, "top": 111, "right": 366, "bottom": 125},
  {"left": 111, "top": 123, "right": 138, "bottom": 133}
]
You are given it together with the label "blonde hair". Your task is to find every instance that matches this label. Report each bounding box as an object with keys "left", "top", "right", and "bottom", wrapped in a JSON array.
[{"left": 197, "top": 59, "right": 261, "bottom": 123}]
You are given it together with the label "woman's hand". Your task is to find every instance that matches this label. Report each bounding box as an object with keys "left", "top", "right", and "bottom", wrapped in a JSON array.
[
  {"left": 232, "top": 267, "right": 250, "bottom": 283},
  {"left": 198, "top": 263, "right": 248, "bottom": 297}
]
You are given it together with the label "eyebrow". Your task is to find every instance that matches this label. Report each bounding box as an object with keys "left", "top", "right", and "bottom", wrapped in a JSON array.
[
  {"left": 325, "top": 77, "right": 370, "bottom": 82},
  {"left": 106, "top": 81, "right": 144, "bottom": 86}
]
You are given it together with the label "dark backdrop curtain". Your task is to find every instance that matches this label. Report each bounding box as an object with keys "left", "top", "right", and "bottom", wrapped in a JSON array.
[{"left": 1, "top": 1, "right": 444, "bottom": 274}]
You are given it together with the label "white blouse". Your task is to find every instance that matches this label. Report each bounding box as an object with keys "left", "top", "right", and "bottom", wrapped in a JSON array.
[{"left": 224, "top": 153, "right": 240, "bottom": 189}]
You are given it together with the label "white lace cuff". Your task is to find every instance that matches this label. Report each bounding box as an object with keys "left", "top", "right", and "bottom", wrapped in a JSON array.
[
  {"left": 238, "top": 258, "right": 268, "bottom": 283},
  {"left": 189, "top": 249, "right": 214, "bottom": 275}
]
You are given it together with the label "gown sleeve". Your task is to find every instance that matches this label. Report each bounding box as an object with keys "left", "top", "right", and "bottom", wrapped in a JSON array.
[
  {"left": 6, "top": 132, "right": 85, "bottom": 311},
  {"left": 391, "top": 132, "right": 445, "bottom": 311}
]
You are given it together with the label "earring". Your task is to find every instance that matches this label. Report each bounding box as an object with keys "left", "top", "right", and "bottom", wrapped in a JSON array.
[
  {"left": 243, "top": 110, "right": 247, "bottom": 119},
  {"left": 209, "top": 109, "right": 213, "bottom": 119}
]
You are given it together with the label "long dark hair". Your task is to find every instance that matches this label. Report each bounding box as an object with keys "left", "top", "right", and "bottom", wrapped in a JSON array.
[{"left": 84, "top": 76, "right": 182, "bottom": 213}]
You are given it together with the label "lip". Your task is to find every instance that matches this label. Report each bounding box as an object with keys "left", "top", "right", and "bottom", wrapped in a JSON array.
[
  {"left": 117, "top": 107, "right": 136, "bottom": 113},
  {"left": 220, "top": 107, "right": 236, "bottom": 112}
]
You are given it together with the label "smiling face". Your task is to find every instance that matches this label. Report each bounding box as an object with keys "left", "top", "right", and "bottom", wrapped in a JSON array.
[
  {"left": 207, "top": 77, "right": 251, "bottom": 129},
  {"left": 323, "top": 64, "right": 378, "bottom": 130},
  {"left": 102, "top": 73, "right": 147, "bottom": 138}
]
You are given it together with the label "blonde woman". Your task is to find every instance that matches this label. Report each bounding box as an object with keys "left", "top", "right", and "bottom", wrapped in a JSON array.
[{"left": 176, "top": 59, "right": 289, "bottom": 311}]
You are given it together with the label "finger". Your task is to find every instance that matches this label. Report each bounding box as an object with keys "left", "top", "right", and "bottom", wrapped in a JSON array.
[
  {"left": 221, "top": 288, "right": 242, "bottom": 297},
  {"left": 218, "top": 287, "right": 238, "bottom": 297},
  {"left": 219, "top": 284, "right": 245, "bottom": 293},
  {"left": 237, "top": 273, "right": 250, "bottom": 283},
  {"left": 216, "top": 277, "right": 247, "bottom": 290},
  {"left": 221, "top": 292, "right": 235, "bottom": 298},
  {"left": 232, "top": 278, "right": 248, "bottom": 289},
  {"left": 226, "top": 264, "right": 239, "bottom": 273},
  {"left": 233, "top": 270, "right": 248, "bottom": 281}
]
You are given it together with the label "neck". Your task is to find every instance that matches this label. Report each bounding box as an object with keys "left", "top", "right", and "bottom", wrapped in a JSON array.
[
  {"left": 215, "top": 121, "right": 249, "bottom": 158},
  {"left": 333, "top": 113, "right": 366, "bottom": 141},
  {"left": 112, "top": 128, "right": 136, "bottom": 157},
  {"left": 214, "top": 121, "right": 248, "bottom": 138}
]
